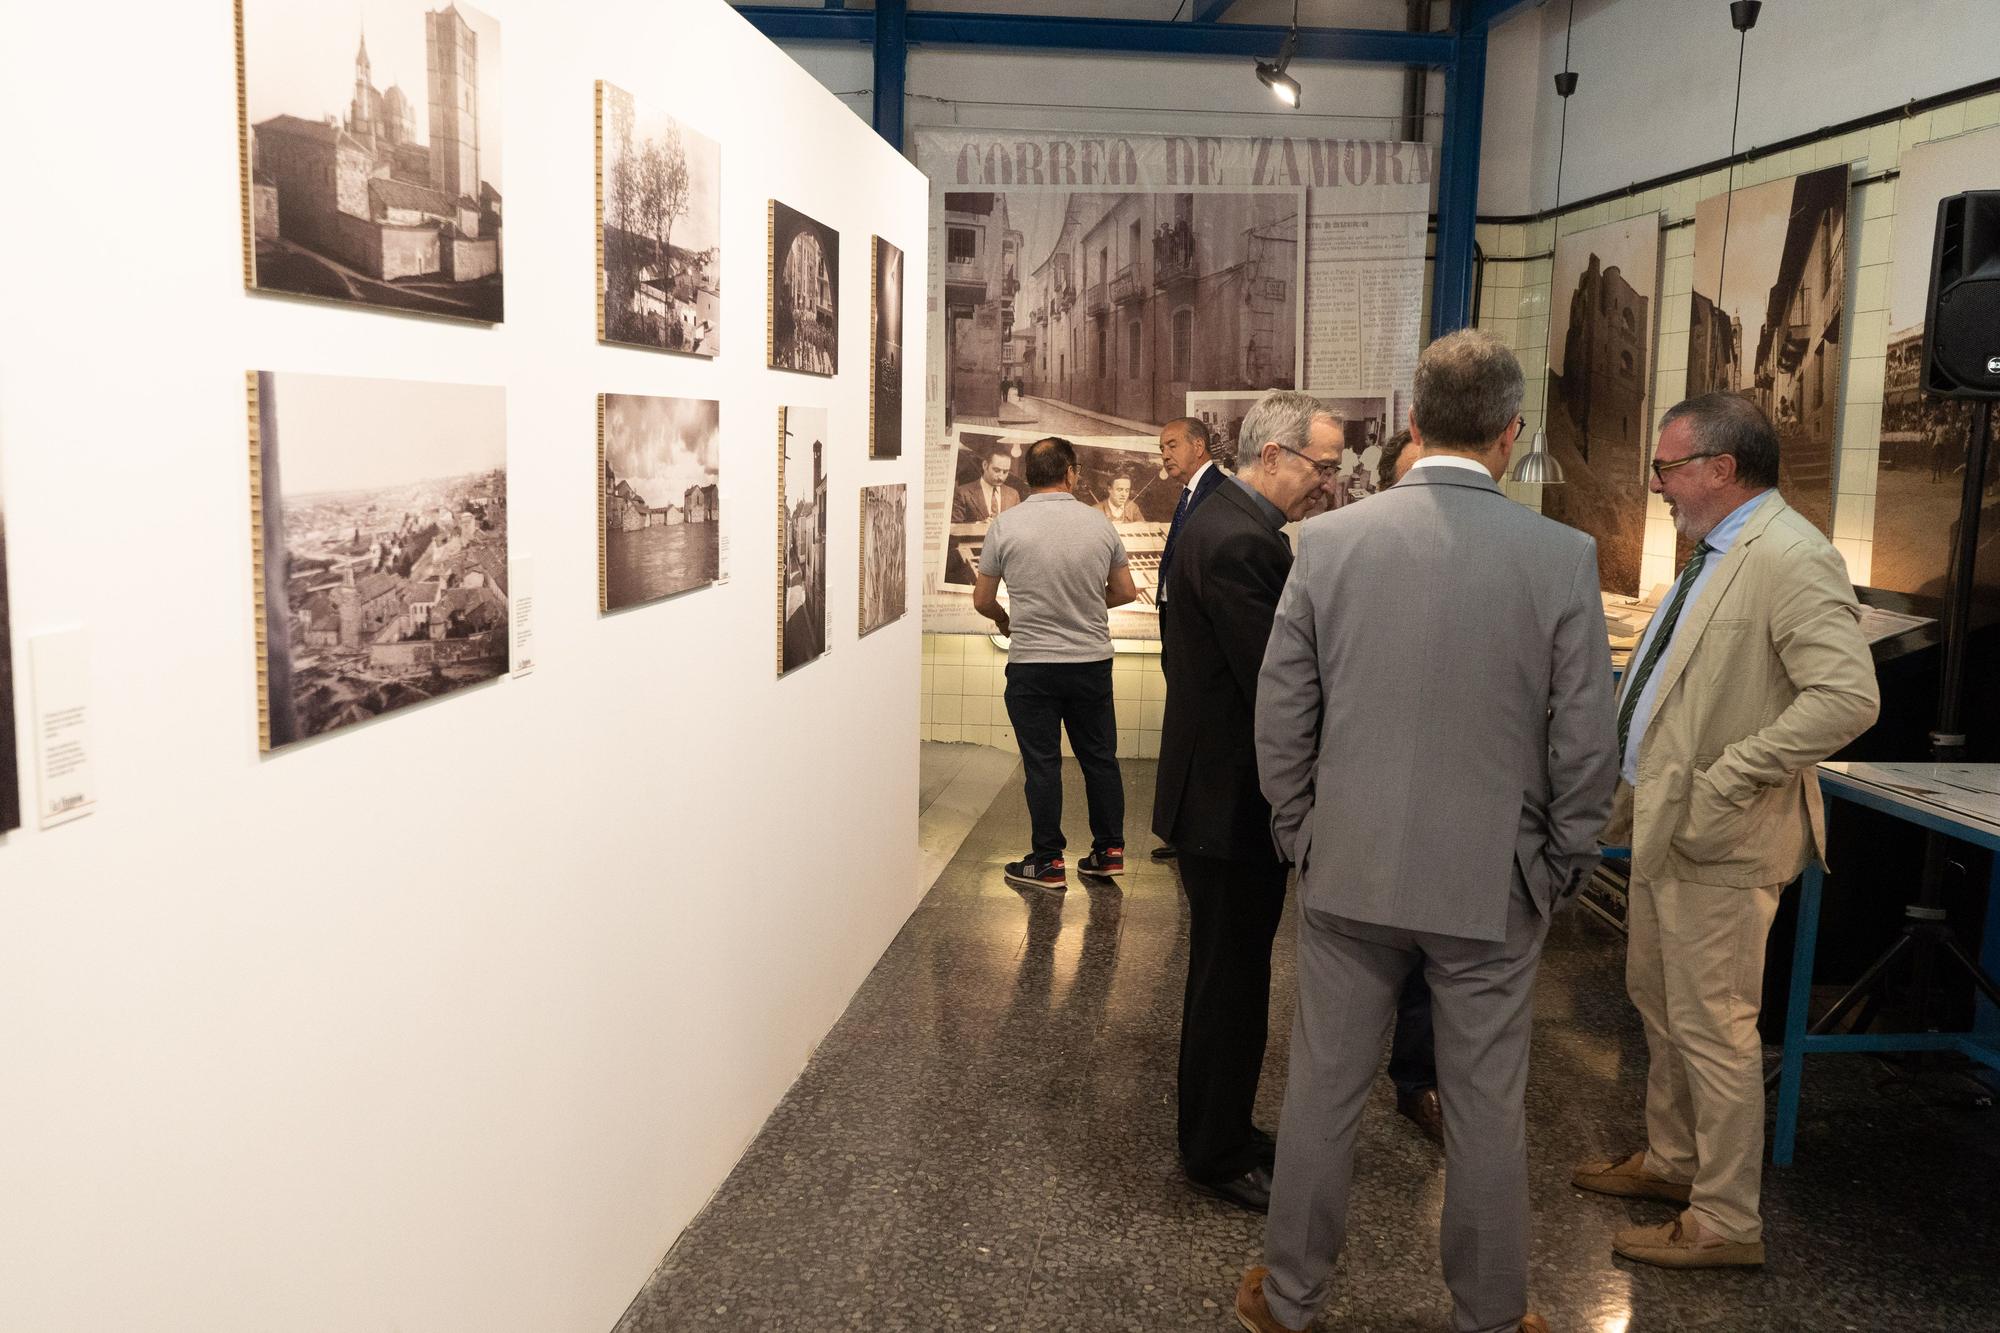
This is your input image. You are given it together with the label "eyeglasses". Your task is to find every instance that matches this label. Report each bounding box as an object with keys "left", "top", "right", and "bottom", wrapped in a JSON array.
[
  {"left": 1276, "top": 442, "right": 1342, "bottom": 479},
  {"left": 1649, "top": 451, "right": 1720, "bottom": 482},
  {"left": 1514, "top": 415, "right": 1527, "bottom": 438}
]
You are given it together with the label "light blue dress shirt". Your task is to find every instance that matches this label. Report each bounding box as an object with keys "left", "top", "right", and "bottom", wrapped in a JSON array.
[{"left": 1618, "top": 490, "right": 1771, "bottom": 785}]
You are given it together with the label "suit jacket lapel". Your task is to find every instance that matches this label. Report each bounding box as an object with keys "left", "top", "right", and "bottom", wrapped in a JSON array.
[{"left": 1645, "top": 492, "right": 1785, "bottom": 710}]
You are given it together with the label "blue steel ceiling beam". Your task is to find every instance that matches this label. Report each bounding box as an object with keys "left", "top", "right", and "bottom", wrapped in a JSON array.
[
  {"left": 731, "top": 8, "right": 1456, "bottom": 66},
  {"left": 874, "top": 0, "right": 907, "bottom": 151},
  {"left": 1430, "top": 12, "right": 1486, "bottom": 338},
  {"left": 1459, "top": 0, "right": 1541, "bottom": 31}
]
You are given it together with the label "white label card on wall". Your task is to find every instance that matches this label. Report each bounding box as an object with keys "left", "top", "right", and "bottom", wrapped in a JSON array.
[
  {"left": 30, "top": 628, "right": 96, "bottom": 829},
  {"left": 511, "top": 556, "right": 536, "bottom": 678}
]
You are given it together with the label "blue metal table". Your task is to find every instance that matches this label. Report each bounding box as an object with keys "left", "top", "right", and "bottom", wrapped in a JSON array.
[{"left": 1772, "top": 761, "right": 2000, "bottom": 1165}]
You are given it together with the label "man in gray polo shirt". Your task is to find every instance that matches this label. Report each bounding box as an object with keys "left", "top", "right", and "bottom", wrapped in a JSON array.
[{"left": 972, "top": 437, "right": 1139, "bottom": 890}]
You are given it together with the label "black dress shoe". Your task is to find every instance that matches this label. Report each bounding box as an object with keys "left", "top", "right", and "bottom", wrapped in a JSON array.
[
  {"left": 1395, "top": 1086, "right": 1445, "bottom": 1146},
  {"left": 1252, "top": 1126, "right": 1278, "bottom": 1166},
  {"left": 1192, "top": 1164, "right": 1272, "bottom": 1213},
  {"left": 1151, "top": 842, "right": 1179, "bottom": 861}
]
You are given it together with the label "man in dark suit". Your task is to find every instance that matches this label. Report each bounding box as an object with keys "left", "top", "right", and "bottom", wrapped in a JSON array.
[
  {"left": 1155, "top": 416, "right": 1227, "bottom": 605},
  {"left": 951, "top": 445, "right": 1020, "bottom": 523},
  {"left": 1152, "top": 390, "right": 1343, "bottom": 1212}
]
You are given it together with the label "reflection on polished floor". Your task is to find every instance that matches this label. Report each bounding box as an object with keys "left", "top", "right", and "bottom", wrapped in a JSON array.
[{"left": 616, "top": 759, "right": 2000, "bottom": 1331}]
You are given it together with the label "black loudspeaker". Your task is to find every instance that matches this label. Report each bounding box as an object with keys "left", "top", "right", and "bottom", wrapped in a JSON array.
[{"left": 1921, "top": 190, "right": 2000, "bottom": 400}]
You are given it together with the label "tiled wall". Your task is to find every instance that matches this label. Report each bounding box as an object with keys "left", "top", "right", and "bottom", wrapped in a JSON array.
[{"left": 924, "top": 90, "right": 2000, "bottom": 755}]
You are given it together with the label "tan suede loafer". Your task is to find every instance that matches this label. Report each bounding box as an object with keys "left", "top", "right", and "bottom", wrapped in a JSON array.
[
  {"left": 1572, "top": 1149, "right": 1693, "bottom": 1205},
  {"left": 1613, "top": 1216, "right": 1765, "bottom": 1268},
  {"left": 1235, "top": 1267, "right": 1307, "bottom": 1333}
]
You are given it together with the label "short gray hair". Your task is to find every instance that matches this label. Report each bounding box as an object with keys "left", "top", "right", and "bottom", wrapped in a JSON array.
[
  {"left": 1658, "top": 392, "right": 1780, "bottom": 488},
  {"left": 1410, "top": 329, "right": 1524, "bottom": 449},
  {"left": 1237, "top": 390, "right": 1320, "bottom": 472}
]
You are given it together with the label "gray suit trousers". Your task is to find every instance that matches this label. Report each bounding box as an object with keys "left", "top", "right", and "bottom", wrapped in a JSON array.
[{"left": 1263, "top": 875, "right": 1549, "bottom": 1333}]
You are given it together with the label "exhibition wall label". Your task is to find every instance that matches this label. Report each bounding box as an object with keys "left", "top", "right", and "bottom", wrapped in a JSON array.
[{"left": 913, "top": 129, "right": 1433, "bottom": 639}]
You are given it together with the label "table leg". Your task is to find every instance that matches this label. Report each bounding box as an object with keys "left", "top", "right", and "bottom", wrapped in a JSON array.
[{"left": 1773, "top": 849, "right": 1827, "bottom": 1167}]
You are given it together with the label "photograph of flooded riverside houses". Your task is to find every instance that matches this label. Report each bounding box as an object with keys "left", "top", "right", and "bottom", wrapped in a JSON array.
[
  {"left": 0, "top": 478, "right": 17, "bottom": 834},
  {"left": 941, "top": 190, "right": 1301, "bottom": 437},
  {"left": 597, "top": 82, "right": 721, "bottom": 355},
  {"left": 769, "top": 202, "right": 840, "bottom": 376},
  {"left": 860, "top": 484, "right": 908, "bottom": 637},
  {"left": 779, "top": 407, "right": 830, "bottom": 674},
  {"left": 239, "top": 1, "right": 504, "bottom": 322},
  {"left": 1872, "top": 126, "right": 2000, "bottom": 598},
  {"left": 249, "top": 371, "right": 508, "bottom": 752},
  {"left": 872, "top": 237, "right": 905, "bottom": 458},
  {"left": 1540, "top": 214, "right": 1659, "bottom": 595},
  {"left": 599, "top": 394, "right": 722, "bottom": 611},
  {"left": 1686, "top": 165, "right": 1847, "bottom": 538}
]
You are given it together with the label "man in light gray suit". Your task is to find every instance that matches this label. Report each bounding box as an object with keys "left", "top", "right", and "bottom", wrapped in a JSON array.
[{"left": 1233, "top": 330, "right": 1619, "bottom": 1333}]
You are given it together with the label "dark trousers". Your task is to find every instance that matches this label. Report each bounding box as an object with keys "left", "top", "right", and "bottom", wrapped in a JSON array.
[
  {"left": 1177, "top": 850, "right": 1289, "bottom": 1184},
  {"left": 1390, "top": 969, "right": 1439, "bottom": 1095},
  {"left": 1002, "top": 659, "right": 1124, "bottom": 857}
]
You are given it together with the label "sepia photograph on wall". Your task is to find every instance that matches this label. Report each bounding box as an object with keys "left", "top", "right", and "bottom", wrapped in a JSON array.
[
  {"left": 872, "top": 237, "right": 905, "bottom": 458},
  {"left": 769, "top": 202, "right": 840, "bottom": 376},
  {"left": 599, "top": 394, "right": 722, "bottom": 612},
  {"left": 859, "top": 484, "right": 908, "bottom": 638},
  {"left": 1871, "top": 126, "right": 2000, "bottom": 598},
  {"left": 1540, "top": 214, "right": 1660, "bottom": 595},
  {"left": 596, "top": 82, "right": 720, "bottom": 356},
  {"left": 0, "top": 469, "right": 17, "bottom": 834},
  {"left": 238, "top": 0, "right": 505, "bottom": 323},
  {"left": 1686, "top": 164, "right": 1847, "bottom": 539},
  {"left": 249, "top": 371, "right": 509, "bottom": 752},
  {"left": 778, "top": 406, "right": 830, "bottom": 674}
]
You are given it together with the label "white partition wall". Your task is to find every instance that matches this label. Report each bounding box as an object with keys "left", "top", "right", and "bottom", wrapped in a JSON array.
[{"left": 0, "top": 3, "right": 925, "bottom": 1330}]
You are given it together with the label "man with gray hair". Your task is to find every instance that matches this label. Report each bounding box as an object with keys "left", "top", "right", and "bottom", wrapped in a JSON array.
[
  {"left": 1154, "top": 389, "right": 1342, "bottom": 1213},
  {"left": 1572, "top": 393, "right": 1877, "bottom": 1270},
  {"left": 1237, "top": 330, "right": 1618, "bottom": 1333}
]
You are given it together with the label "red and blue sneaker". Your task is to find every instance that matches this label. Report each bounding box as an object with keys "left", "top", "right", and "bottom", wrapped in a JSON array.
[
  {"left": 1004, "top": 853, "right": 1066, "bottom": 890},
  {"left": 1077, "top": 846, "right": 1125, "bottom": 878}
]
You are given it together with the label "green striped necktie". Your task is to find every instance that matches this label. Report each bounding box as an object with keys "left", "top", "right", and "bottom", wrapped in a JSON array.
[{"left": 1615, "top": 541, "right": 1714, "bottom": 762}]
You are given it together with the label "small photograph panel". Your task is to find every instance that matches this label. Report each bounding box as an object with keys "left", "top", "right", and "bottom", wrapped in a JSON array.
[
  {"left": 871, "top": 237, "right": 904, "bottom": 457},
  {"left": 597, "top": 81, "right": 721, "bottom": 356},
  {"left": 599, "top": 394, "right": 722, "bottom": 612},
  {"left": 859, "top": 484, "right": 908, "bottom": 637},
  {"left": 769, "top": 201, "right": 840, "bottom": 376},
  {"left": 778, "top": 406, "right": 831, "bottom": 674}
]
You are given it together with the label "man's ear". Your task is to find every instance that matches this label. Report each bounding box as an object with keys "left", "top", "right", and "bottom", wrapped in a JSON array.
[{"left": 1407, "top": 419, "right": 1426, "bottom": 450}]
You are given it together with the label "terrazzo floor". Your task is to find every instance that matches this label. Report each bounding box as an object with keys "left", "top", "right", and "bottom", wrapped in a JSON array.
[{"left": 616, "top": 759, "right": 2000, "bottom": 1332}]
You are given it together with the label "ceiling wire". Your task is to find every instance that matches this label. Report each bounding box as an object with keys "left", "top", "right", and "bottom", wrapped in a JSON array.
[{"left": 1716, "top": 18, "right": 1752, "bottom": 328}]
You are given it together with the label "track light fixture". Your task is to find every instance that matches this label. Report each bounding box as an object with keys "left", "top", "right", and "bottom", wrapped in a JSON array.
[{"left": 1256, "top": 2, "right": 1303, "bottom": 109}]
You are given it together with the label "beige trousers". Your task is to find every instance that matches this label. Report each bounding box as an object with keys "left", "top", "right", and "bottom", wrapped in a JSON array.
[{"left": 1625, "top": 868, "right": 1783, "bottom": 1244}]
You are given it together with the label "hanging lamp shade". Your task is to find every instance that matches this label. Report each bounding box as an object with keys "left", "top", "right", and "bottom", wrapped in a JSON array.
[{"left": 1508, "top": 429, "right": 1566, "bottom": 485}]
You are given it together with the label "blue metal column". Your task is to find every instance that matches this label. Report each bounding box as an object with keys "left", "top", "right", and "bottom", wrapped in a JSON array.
[
  {"left": 874, "top": 0, "right": 907, "bottom": 153},
  {"left": 1430, "top": 14, "right": 1486, "bottom": 340}
]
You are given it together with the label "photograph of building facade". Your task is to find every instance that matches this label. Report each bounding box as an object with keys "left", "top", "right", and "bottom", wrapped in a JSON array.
[
  {"left": 1871, "top": 127, "right": 2000, "bottom": 597},
  {"left": 1540, "top": 215, "right": 1659, "bottom": 594},
  {"left": 780, "top": 407, "right": 830, "bottom": 674},
  {"left": 241, "top": 2, "right": 504, "bottom": 322},
  {"left": 942, "top": 190, "right": 1300, "bottom": 439},
  {"left": 872, "top": 237, "right": 905, "bottom": 458},
  {"left": 249, "top": 371, "right": 508, "bottom": 751},
  {"left": 859, "top": 484, "right": 907, "bottom": 637},
  {"left": 599, "top": 394, "right": 722, "bottom": 612},
  {"left": 597, "top": 83, "right": 720, "bottom": 356},
  {"left": 1686, "top": 165, "right": 1846, "bottom": 537},
  {"left": 769, "top": 203, "right": 839, "bottom": 375},
  {"left": 0, "top": 481, "right": 16, "bottom": 834}
]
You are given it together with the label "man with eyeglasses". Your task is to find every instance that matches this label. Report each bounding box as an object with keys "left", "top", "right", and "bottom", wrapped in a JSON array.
[
  {"left": 1572, "top": 392, "right": 1878, "bottom": 1271},
  {"left": 1241, "top": 330, "right": 1617, "bottom": 1333},
  {"left": 1152, "top": 389, "right": 1343, "bottom": 1215}
]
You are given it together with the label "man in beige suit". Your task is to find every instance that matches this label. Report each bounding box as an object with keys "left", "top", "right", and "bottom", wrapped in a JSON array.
[{"left": 1573, "top": 393, "right": 1879, "bottom": 1268}]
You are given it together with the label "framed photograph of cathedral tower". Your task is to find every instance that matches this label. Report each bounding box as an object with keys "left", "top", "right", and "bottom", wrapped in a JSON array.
[
  {"left": 870, "top": 237, "right": 904, "bottom": 457},
  {"left": 237, "top": 0, "right": 506, "bottom": 323},
  {"left": 768, "top": 202, "right": 840, "bottom": 376}
]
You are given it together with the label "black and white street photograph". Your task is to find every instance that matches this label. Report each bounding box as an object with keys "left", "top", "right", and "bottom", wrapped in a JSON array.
[
  {"left": 0, "top": 472, "right": 17, "bottom": 834},
  {"left": 859, "top": 484, "right": 907, "bottom": 637},
  {"left": 1872, "top": 126, "right": 2000, "bottom": 597},
  {"left": 872, "top": 237, "right": 905, "bottom": 458},
  {"left": 1314, "top": 391, "right": 1391, "bottom": 510},
  {"left": 1541, "top": 215, "right": 1659, "bottom": 594},
  {"left": 1184, "top": 389, "right": 1261, "bottom": 468},
  {"left": 249, "top": 371, "right": 509, "bottom": 752},
  {"left": 779, "top": 406, "right": 830, "bottom": 674},
  {"left": 239, "top": 0, "right": 504, "bottom": 322},
  {"left": 769, "top": 202, "right": 840, "bottom": 376},
  {"left": 942, "top": 189, "right": 1301, "bottom": 437},
  {"left": 597, "top": 82, "right": 721, "bottom": 356},
  {"left": 1687, "top": 164, "right": 1847, "bottom": 537},
  {"left": 599, "top": 394, "right": 722, "bottom": 612}
]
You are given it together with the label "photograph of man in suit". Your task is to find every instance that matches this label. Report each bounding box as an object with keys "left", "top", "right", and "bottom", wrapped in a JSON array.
[
  {"left": 1237, "top": 330, "right": 1618, "bottom": 1333},
  {"left": 1152, "top": 390, "right": 1342, "bottom": 1214},
  {"left": 952, "top": 444, "right": 1021, "bottom": 523},
  {"left": 1572, "top": 393, "right": 1878, "bottom": 1270},
  {"left": 1095, "top": 475, "right": 1143, "bottom": 524}
]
